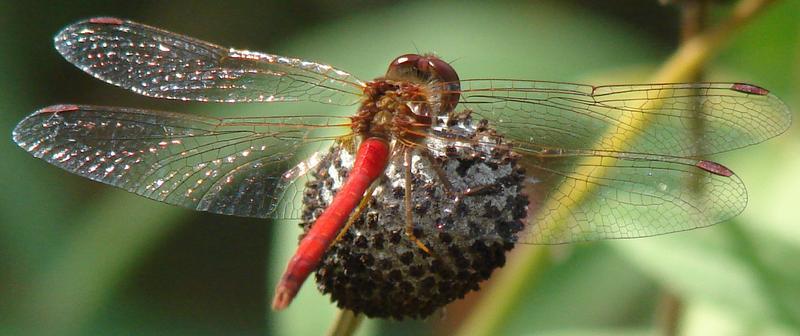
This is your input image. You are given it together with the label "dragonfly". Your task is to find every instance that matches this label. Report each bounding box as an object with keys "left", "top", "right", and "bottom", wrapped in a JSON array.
[{"left": 12, "top": 17, "right": 791, "bottom": 317}]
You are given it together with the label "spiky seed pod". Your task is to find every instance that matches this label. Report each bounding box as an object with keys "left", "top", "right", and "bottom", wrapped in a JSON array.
[{"left": 300, "top": 111, "right": 527, "bottom": 319}]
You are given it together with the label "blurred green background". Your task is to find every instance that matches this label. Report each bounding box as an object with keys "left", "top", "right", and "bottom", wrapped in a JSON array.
[{"left": 1, "top": 1, "right": 798, "bottom": 335}]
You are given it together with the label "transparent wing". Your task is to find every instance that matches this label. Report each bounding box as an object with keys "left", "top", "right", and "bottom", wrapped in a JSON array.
[
  {"left": 518, "top": 150, "right": 745, "bottom": 243},
  {"left": 458, "top": 81, "right": 791, "bottom": 157},
  {"left": 448, "top": 80, "right": 790, "bottom": 243},
  {"left": 13, "top": 104, "right": 351, "bottom": 218},
  {"left": 55, "top": 17, "right": 365, "bottom": 105}
]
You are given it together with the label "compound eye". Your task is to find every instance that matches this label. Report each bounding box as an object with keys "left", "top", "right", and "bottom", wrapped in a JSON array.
[
  {"left": 386, "top": 54, "right": 424, "bottom": 80},
  {"left": 386, "top": 54, "right": 461, "bottom": 113},
  {"left": 386, "top": 54, "right": 459, "bottom": 85},
  {"left": 390, "top": 54, "right": 422, "bottom": 68},
  {"left": 424, "top": 56, "right": 460, "bottom": 113},
  {"left": 425, "top": 57, "right": 459, "bottom": 85}
]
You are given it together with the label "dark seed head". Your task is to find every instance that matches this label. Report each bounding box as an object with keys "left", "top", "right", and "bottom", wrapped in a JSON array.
[
  {"left": 389, "top": 229, "right": 402, "bottom": 244},
  {"left": 399, "top": 251, "right": 414, "bottom": 265},
  {"left": 370, "top": 233, "right": 385, "bottom": 249},
  {"left": 366, "top": 212, "right": 379, "bottom": 229},
  {"left": 354, "top": 235, "right": 368, "bottom": 248},
  {"left": 300, "top": 110, "right": 527, "bottom": 320},
  {"left": 409, "top": 265, "right": 424, "bottom": 278},
  {"left": 439, "top": 232, "right": 453, "bottom": 244},
  {"left": 388, "top": 269, "right": 403, "bottom": 282}
]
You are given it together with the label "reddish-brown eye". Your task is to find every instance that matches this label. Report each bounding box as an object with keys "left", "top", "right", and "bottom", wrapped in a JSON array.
[
  {"left": 386, "top": 54, "right": 461, "bottom": 113},
  {"left": 387, "top": 54, "right": 422, "bottom": 75}
]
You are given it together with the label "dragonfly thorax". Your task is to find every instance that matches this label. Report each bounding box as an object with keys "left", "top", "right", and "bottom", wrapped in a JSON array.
[
  {"left": 352, "top": 54, "right": 462, "bottom": 142},
  {"left": 353, "top": 80, "right": 432, "bottom": 141}
]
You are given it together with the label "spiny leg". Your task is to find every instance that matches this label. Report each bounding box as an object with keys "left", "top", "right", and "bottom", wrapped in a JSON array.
[
  {"left": 404, "top": 146, "right": 431, "bottom": 254},
  {"left": 421, "top": 149, "right": 499, "bottom": 209},
  {"left": 421, "top": 150, "right": 455, "bottom": 193},
  {"left": 332, "top": 180, "right": 379, "bottom": 245}
]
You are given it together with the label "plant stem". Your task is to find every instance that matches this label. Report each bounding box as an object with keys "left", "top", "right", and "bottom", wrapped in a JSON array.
[
  {"left": 657, "top": 291, "right": 684, "bottom": 336},
  {"left": 660, "top": 1, "right": 709, "bottom": 333},
  {"left": 327, "top": 309, "right": 364, "bottom": 336},
  {"left": 453, "top": 1, "right": 777, "bottom": 335}
]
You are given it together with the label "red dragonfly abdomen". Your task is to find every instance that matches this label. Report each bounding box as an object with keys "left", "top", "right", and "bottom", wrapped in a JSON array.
[{"left": 272, "top": 137, "right": 390, "bottom": 310}]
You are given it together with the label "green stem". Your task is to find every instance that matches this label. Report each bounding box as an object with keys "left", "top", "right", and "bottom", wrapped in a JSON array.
[{"left": 327, "top": 309, "right": 364, "bottom": 336}]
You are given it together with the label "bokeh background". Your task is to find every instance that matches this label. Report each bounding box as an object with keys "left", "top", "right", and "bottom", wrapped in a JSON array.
[{"left": 1, "top": 1, "right": 798, "bottom": 335}]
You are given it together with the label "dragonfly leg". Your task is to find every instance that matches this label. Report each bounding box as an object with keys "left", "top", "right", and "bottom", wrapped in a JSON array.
[
  {"left": 420, "top": 150, "right": 501, "bottom": 209},
  {"left": 404, "top": 147, "right": 432, "bottom": 255},
  {"left": 332, "top": 179, "right": 380, "bottom": 244},
  {"left": 421, "top": 150, "right": 456, "bottom": 194}
]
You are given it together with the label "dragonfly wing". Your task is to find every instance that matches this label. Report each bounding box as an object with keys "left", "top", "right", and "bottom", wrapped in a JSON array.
[
  {"left": 13, "top": 104, "right": 350, "bottom": 218},
  {"left": 55, "top": 17, "right": 365, "bottom": 105},
  {"left": 518, "top": 150, "right": 746, "bottom": 244},
  {"left": 459, "top": 81, "right": 791, "bottom": 157}
]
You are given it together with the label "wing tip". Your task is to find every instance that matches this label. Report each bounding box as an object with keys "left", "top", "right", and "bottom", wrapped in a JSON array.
[
  {"left": 696, "top": 160, "right": 734, "bottom": 177},
  {"left": 11, "top": 123, "right": 26, "bottom": 147},
  {"left": 87, "top": 17, "right": 125, "bottom": 25},
  {"left": 731, "top": 83, "right": 769, "bottom": 96},
  {"left": 54, "top": 17, "right": 125, "bottom": 52},
  {"left": 37, "top": 104, "right": 81, "bottom": 114},
  {"left": 13, "top": 105, "right": 82, "bottom": 146}
]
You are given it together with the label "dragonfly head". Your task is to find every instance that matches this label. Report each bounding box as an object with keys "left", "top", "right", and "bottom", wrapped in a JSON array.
[{"left": 385, "top": 54, "right": 461, "bottom": 114}]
